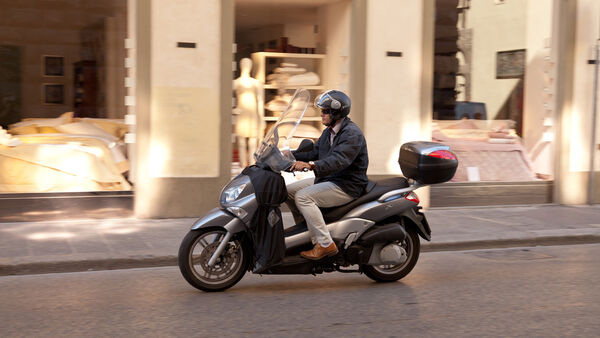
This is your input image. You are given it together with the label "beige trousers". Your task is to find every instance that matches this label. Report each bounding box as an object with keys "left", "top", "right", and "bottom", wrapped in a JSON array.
[{"left": 286, "top": 178, "right": 354, "bottom": 246}]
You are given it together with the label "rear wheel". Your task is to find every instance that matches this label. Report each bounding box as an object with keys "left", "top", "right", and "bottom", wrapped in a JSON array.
[
  {"left": 362, "top": 225, "right": 420, "bottom": 282},
  {"left": 178, "top": 228, "right": 250, "bottom": 292}
]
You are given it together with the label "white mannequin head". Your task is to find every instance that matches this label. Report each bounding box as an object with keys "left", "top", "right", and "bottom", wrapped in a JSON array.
[{"left": 240, "top": 58, "right": 252, "bottom": 77}]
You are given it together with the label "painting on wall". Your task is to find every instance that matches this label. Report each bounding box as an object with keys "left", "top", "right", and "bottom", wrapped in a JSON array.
[
  {"left": 496, "top": 49, "right": 526, "bottom": 79},
  {"left": 43, "top": 84, "right": 64, "bottom": 105},
  {"left": 43, "top": 55, "right": 64, "bottom": 77}
]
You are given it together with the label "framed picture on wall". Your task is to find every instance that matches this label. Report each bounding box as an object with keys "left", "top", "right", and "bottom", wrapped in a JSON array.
[
  {"left": 42, "top": 84, "right": 64, "bottom": 105},
  {"left": 496, "top": 49, "right": 526, "bottom": 79},
  {"left": 43, "top": 55, "right": 64, "bottom": 77}
]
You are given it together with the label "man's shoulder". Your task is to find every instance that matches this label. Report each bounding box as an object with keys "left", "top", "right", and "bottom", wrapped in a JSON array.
[{"left": 341, "top": 118, "right": 364, "bottom": 135}]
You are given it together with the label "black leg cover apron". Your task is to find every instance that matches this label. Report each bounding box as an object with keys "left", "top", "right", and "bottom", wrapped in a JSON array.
[{"left": 242, "top": 166, "right": 288, "bottom": 273}]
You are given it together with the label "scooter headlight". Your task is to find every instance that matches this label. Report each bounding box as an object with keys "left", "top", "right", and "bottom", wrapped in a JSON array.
[{"left": 222, "top": 183, "right": 247, "bottom": 204}]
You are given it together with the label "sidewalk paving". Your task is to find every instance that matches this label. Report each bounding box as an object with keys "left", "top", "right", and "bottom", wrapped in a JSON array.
[{"left": 1, "top": 204, "right": 599, "bottom": 276}]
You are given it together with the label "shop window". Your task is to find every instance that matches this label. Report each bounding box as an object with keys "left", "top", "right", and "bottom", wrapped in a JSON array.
[
  {"left": 433, "top": 0, "right": 554, "bottom": 183},
  {"left": 233, "top": 0, "right": 352, "bottom": 173},
  {"left": 0, "top": 1, "right": 131, "bottom": 193}
]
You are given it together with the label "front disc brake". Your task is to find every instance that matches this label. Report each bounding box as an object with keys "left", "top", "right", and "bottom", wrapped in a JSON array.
[{"left": 198, "top": 242, "right": 237, "bottom": 275}]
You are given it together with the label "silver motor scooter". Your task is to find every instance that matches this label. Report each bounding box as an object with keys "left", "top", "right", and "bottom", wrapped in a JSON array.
[{"left": 178, "top": 89, "right": 458, "bottom": 292}]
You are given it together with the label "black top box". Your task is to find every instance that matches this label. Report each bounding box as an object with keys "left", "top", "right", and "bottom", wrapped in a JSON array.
[{"left": 398, "top": 141, "right": 458, "bottom": 184}]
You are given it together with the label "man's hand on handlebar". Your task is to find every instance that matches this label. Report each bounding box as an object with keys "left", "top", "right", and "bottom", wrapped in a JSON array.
[{"left": 290, "top": 161, "right": 313, "bottom": 172}]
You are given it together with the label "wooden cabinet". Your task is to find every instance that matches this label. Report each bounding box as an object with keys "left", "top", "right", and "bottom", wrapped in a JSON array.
[{"left": 73, "top": 60, "right": 98, "bottom": 117}]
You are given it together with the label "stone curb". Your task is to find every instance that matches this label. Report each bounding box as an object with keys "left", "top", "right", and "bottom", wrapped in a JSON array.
[
  {"left": 2, "top": 235, "right": 599, "bottom": 277},
  {"left": 421, "top": 234, "right": 600, "bottom": 252},
  {"left": 0, "top": 256, "right": 177, "bottom": 277}
]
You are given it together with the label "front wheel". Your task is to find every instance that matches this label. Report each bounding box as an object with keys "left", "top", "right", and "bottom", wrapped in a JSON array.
[
  {"left": 178, "top": 228, "right": 250, "bottom": 292},
  {"left": 362, "top": 225, "right": 420, "bottom": 283}
]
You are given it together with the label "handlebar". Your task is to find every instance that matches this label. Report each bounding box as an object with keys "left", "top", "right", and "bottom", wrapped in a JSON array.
[{"left": 285, "top": 165, "right": 310, "bottom": 173}]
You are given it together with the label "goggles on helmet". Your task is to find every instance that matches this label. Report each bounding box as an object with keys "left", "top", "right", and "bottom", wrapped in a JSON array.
[{"left": 314, "top": 91, "right": 341, "bottom": 111}]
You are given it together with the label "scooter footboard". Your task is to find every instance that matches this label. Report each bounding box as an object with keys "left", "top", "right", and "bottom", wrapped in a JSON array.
[{"left": 261, "top": 256, "right": 316, "bottom": 274}]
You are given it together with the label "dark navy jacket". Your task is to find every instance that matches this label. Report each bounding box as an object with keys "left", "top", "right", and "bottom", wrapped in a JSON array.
[{"left": 293, "top": 118, "right": 369, "bottom": 198}]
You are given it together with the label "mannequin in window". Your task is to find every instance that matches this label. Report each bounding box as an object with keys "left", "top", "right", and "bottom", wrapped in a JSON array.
[{"left": 234, "top": 58, "right": 264, "bottom": 167}]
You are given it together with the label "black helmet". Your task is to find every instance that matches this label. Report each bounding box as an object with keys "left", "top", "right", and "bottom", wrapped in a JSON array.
[{"left": 314, "top": 90, "right": 351, "bottom": 120}]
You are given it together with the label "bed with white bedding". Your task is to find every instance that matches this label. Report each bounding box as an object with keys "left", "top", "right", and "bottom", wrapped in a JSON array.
[
  {"left": 432, "top": 119, "right": 537, "bottom": 182},
  {"left": 0, "top": 112, "right": 131, "bottom": 192}
]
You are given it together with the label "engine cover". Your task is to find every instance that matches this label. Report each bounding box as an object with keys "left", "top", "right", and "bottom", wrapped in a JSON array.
[{"left": 378, "top": 243, "right": 407, "bottom": 265}]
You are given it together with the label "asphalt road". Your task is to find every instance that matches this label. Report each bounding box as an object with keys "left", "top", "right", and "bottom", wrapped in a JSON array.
[{"left": 2, "top": 244, "right": 599, "bottom": 337}]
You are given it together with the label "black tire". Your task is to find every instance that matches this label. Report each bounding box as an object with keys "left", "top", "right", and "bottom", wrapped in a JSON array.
[
  {"left": 178, "top": 228, "right": 250, "bottom": 292},
  {"left": 361, "top": 225, "right": 420, "bottom": 283}
]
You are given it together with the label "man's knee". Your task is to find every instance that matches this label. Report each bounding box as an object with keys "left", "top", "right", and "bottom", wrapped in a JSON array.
[{"left": 295, "top": 189, "right": 316, "bottom": 206}]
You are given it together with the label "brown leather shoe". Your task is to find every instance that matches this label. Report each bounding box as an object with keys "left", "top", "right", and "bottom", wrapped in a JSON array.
[{"left": 300, "top": 242, "right": 338, "bottom": 260}]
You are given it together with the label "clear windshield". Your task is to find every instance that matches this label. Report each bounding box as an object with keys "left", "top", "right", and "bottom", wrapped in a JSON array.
[{"left": 254, "top": 88, "right": 310, "bottom": 172}]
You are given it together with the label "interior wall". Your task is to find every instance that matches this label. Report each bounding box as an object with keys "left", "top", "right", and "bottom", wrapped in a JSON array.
[
  {"left": 523, "top": 0, "right": 554, "bottom": 177},
  {"left": 283, "top": 23, "right": 317, "bottom": 49},
  {"left": 235, "top": 21, "right": 319, "bottom": 78},
  {"left": 235, "top": 24, "right": 284, "bottom": 68},
  {"left": 105, "top": 8, "right": 128, "bottom": 119},
  {"left": 0, "top": 0, "right": 126, "bottom": 119},
  {"left": 466, "top": 0, "right": 527, "bottom": 119}
]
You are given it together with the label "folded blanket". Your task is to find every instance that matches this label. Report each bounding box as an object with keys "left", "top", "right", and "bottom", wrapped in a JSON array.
[
  {"left": 274, "top": 67, "right": 306, "bottom": 74},
  {"left": 287, "top": 72, "right": 320, "bottom": 86}
]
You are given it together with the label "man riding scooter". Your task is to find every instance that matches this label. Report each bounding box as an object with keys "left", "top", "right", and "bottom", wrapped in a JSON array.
[
  {"left": 287, "top": 90, "right": 369, "bottom": 260},
  {"left": 178, "top": 88, "right": 458, "bottom": 292}
]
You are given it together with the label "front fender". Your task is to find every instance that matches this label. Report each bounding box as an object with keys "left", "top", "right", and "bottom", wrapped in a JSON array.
[{"left": 190, "top": 207, "right": 247, "bottom": 234}]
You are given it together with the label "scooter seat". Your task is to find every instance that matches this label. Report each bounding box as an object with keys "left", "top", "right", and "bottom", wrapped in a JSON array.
[{"left": 320, "top": 177, "right": 409, "bottom": 223}]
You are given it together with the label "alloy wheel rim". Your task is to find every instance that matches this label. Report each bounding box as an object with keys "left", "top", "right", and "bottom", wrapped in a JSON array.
[{"left": 188, "top": 230, "right": 243, "bottom": 285}]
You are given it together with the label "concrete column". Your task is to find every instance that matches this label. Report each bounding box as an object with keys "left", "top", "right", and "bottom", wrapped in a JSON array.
[
  {"left": 134, "top": 0, "right": 234, "bottom": 218},
  {"left": 363, "top": 0, "right": 434, "bottom": 174},
  {"left": 554, "top": 0, "right": 600, "bottom": 204},
  {"left": 361, "top": 0, "right": 435, "bottom": 205}
]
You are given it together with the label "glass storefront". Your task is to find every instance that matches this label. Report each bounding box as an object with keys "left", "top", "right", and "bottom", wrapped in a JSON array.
[
  {"left": 233, "top": 0, "right": 352, "bottom": 177},
  {"left": 0, "top": 0, "right": 595, "bottom": 218},
  {"left": 432, "top": 0, "right": 555, "bottom": 183},
  {"left": 0, "top": 1, "right": 130, "bottom": 193}
]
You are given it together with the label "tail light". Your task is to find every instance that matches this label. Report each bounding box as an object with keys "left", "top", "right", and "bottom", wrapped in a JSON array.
[
  {"left": 404, "top": 191, "right": 420, "bottom": 204},
  {"left": 428, "top": 150, "right": 457, "bottom": 160}
]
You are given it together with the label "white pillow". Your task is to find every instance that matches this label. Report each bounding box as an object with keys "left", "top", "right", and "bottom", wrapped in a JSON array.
[
  {"left": 9, "top": 114, "right": 70, "bottom": 128},
  {"left": 57, "top": 121, "right": 118, "bottom": 141}
]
